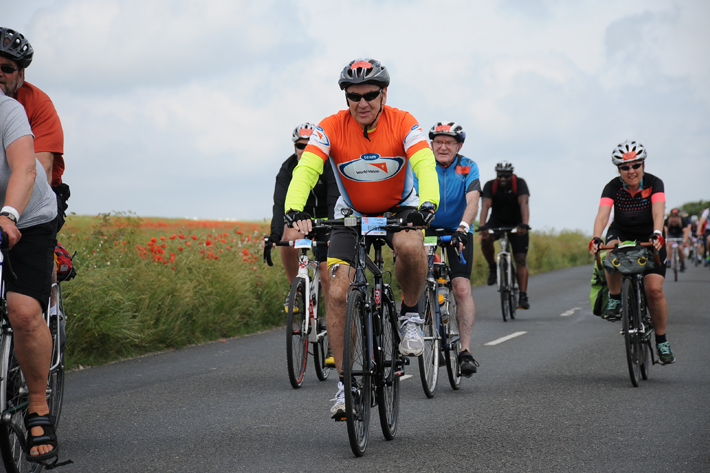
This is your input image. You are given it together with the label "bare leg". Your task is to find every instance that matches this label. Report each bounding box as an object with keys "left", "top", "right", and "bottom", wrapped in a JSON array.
[
  {"left": 7, "top": 292, "right": 53, "bottom": 457},
  {"left": 644, "top": 274, "right": 667, "bottom": 336},
  {"left": 279, "top": 227, "right": 302, "bottom": 285},
  {"left": 514, "top": 253, "right": 528, "bottom": 293},
  {"left": 452, "top": 277, "right": 475, "bottom": 352},
  {"left": 480, "top": 233, "right": 496, "bottom": 266},
  {"left": 391, "top": 230, "right": 427, "bottom": 308},
  {"left": 326, "top": 264, "right": 353, "bottom": 375}
]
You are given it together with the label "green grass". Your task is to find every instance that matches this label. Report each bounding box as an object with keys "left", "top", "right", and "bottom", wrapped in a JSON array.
[{"left": 59, "top": 213, "right": 591, "bottom": 368}]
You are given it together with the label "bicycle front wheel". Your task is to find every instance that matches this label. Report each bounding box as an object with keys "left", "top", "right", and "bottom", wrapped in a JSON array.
[
  {"left": 49, "top": 284, "right": 66, "bottom": 427},
  {"left": 499, "top": 258, "right": 510, "bottom": 322},
  {"left": 312, "top": 282, "right": 331, "bottom": 381},
  {"left": 0, "top": 333, "right": 42, "bottom": 473},
  {"left": 444, "top": 294, "right": 462, "bottom": 390},
  {"left": 376, "top": 288, "right": 399, "bottom": 440},
  {"left": 343, "top": 290, "right": 371, "bottom": 457},
  {"left": 286, "top": 278, "right": 308, "bottom": 389},
  {"left": 673, "top": 248, "right": 678, "bottom": 282},
  {"left": 509, "top": 264, "right": 518, "bottom": 319},
  {"left": 417, "top": 285, "right": 439, "bottom": 398},
  {"left": 621, "top": 278, "right": 641, "bottom": 387}
]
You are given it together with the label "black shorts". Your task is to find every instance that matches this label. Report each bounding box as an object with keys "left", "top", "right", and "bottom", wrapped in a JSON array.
[
  {"left": 605, "top": 223, "right": 667, "bottom": 278},
  {"left": 486, "top": 218, "right": 529, "bottom": 255},
  {"left": 6, "top": 217, "right": 58, "bottom": 312},
  {"left": 310, "top": 229, "right": 329, "bottom": 264},
  {"left": 327, "top": 208, "right": 417, "bottom": 268},
  {"left": 425, "top": 229, "right": 473, "bottom": 280}
]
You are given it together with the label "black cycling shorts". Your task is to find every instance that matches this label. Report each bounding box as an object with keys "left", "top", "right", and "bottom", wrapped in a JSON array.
[
  {"left": 327, "top": 208, "right": 417, "bottom": 268},
  {"left": 605, "top": 223, "right": 667, "bottom": 278},
  {"left": 6, "top": 217, "right": 58, "bottom": 312},
  {"left": 425, "top": 229, "right": 473, "bottom": 280},
  {"left": 485, "top": 218, "right": 529, "bottom": 255}
]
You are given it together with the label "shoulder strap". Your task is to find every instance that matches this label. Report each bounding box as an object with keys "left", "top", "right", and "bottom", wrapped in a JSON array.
[{"left": 492, "top": 175, "right": 518, "bottom": 196}]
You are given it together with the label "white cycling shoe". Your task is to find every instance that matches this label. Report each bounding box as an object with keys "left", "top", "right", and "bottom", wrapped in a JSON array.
[{"left": 399, "top": 313, "right": 425, "bottom": 356}]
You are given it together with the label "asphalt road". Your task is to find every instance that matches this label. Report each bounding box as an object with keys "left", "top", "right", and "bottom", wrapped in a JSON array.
[{"left": 36, "top": 263, "right": 710, "bottom": 472}]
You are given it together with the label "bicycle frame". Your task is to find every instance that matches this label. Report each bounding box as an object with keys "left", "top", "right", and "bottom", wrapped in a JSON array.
[
  {"left": 423, "top": 235, "right": 460, "bottom": 355},
  {"left": 293, "top": 240, "right": 326, "bottom": 345}
]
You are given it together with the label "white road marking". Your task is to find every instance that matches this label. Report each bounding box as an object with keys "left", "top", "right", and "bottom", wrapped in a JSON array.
[
  {"left": 485, "top": 331, "right": 527, "bottom": 346},
  {"left": 401, "top": 375, "right": 413, "bottom": 381},
  {"left": 560, "top": 307, "right": 583, "bottom": 317}
]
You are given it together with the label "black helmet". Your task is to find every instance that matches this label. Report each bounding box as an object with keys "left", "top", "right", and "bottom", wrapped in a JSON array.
[
  {"left": 338, "top": 58, "right": 390, "bottom": 90},
  {"left": 0, "top": 28, "right": 33, "bottom": 69}
]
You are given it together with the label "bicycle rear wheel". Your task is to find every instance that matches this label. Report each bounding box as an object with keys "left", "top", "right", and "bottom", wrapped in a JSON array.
[
  {"left": 50, "top": 285, "right": 66, "bottom": 427},
  {"left": 621, "top": 278, "right": 641, "bottom": 387},
  {"left": 376, "top": 288, "right": 399, "bottom": 440},
  {"left": 672, "top": 248, "right": 678, "bottom": 282},
  {"left": 417, "top": 285, "right": 439, "bottom": 398},
  {"left": 286, "top": 278, "right": 308, "bottom": 389},
  {"left": 312, "top": 282, "right": 331, "bottom": 381},
  {"left": 509, "top": 264, "right": 518, "bottom": 319},
  {"left": 444, "top": 294, "right": 462, "bottom": 390},
  {"left": 499, "top": 258, "right": 509, "bottom": 322},
  {"left": 343, "top": 290, "right": 371, "bottom": 457}
]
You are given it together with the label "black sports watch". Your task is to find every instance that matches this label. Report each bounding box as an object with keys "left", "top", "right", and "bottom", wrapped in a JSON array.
[{"left": 0, "top": 212, "right": 17, "bottom": 224}]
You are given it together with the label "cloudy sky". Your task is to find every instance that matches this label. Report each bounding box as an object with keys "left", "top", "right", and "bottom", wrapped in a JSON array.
[{"left": 6, "top": 0, "right": 710, "bottom": 232}]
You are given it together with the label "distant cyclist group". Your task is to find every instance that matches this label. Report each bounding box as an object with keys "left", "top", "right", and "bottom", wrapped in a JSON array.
[{"left": 0, "top": 23, "right": 697, "bottom": 461}]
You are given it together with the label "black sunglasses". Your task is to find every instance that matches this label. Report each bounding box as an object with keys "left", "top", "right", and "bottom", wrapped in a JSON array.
[
  {"left": 497, "top": 173, "right": 512, "bottom": 178},
  {"left": 345, "top": 89, "right": 382, "bottom": 103},
  {"left": 294, "top": 142, "right": 307, "bottom": 150},
  {"left": 618, "top": 163, "right": 642, "bottom": 171},
  {"left": 0, "top": 64, "right": 19, "bottom": 74}
]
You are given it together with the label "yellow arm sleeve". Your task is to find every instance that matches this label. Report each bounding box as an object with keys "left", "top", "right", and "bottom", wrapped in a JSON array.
[
  {"left": 410, "top": 147, "right": 440, "bottom": 210},
  {"left": 284, "top": 151, "right": 325, "bottom": 212}
]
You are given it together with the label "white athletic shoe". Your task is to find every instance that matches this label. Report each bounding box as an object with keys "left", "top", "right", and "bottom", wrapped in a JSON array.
[
  {"left": 399, "top": 313, "right": 425, "bottom": 356},
  {"left": 330, "top": 381, "right": 346, "bottom": 415}
]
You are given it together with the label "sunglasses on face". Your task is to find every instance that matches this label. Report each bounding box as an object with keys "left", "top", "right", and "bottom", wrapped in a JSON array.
[
  {"left": 345, "top": 89, "right": 382, "bottom": 103},
  {"left": 0, "top": 64, "right": 19, "bottom": 74},
  {"left": 497, "top": 173, "right": 512, "bottom": 179},
  {"left": 294, "top": 143, "right": 307, "bottom": 150},
  {"left": 618, "top": 163, "right": 643, "bottom": 171}
]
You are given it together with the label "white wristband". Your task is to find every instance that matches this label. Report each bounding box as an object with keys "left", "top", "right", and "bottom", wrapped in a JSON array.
[
  {"left": 458, "top": 221, "right": 470, "bottom": 232},
  {"left": 654, "top": 230, "right": 662, "bottom": 235},
  {"left": 1, "top": 206, "right": 19, "bottom": 222}
]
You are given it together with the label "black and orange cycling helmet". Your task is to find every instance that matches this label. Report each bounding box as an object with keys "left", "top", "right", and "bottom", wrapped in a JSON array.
[
  {"left": 338, "top": 58, "right": 390, "bottom": 90},
  {"left": 0, "top": 28, "right": 33, "bottom": 69}
]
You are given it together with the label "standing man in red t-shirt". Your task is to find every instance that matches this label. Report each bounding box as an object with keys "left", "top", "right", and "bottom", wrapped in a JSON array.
[{"left": 0, "top": 27, "right": 69, "bottom": 230}]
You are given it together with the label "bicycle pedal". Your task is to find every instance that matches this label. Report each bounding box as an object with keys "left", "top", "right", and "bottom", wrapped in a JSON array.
[
  {"left": 402, "top": 357, "right": 410, "bottom": 366},
  {"left": 331, "top": 411, "right": 347, "bottom": 422}
]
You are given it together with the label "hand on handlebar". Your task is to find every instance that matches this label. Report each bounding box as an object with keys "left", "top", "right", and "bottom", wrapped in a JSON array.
[
  {"left": 589, "top": 237, "right": 603, "bottom": 255},
  {"left": 265, "top": 232, "right": 281, "bottom": 249},
  {"left": 285, "top": 210, "right": 313, "bottom": 235},
  {"left": 450, "top": 230, "right": 467, "bottom": 253},
  {"left": 649, "top": 232, "right": 664, "bottom": 251},
  {"left": 516, "top": 223, "right": 530, "bottom": 235}
]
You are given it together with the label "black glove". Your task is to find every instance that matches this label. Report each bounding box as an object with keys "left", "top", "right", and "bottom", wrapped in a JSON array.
[
  {"left": 407, "top": 203, "right": 436, "bottom": 227},
  {"left": 284, "top": 210, "right": 312, "bottom": 228},
  {"left": 650, "top": 232, "right": 665, "bottom": 247},
  {"left": 478, "top": 224, "right": 489, "bottom": 232},
  {"left": 589, "top": 237, "right": 603, "bottom": 252},
  {"left": 265, "top": 232, "right": 281, "bottom": 248},
  {"left": 517, "top": 223, "right": 530, "bottom": 231},
  {"left": 450, "top": 230, "right": 468, "bottom": 249}
]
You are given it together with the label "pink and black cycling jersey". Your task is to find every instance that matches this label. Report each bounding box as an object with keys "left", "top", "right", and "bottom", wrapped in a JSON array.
[{"left": 600, "top": 173, "right": 665, "bottom": 237}]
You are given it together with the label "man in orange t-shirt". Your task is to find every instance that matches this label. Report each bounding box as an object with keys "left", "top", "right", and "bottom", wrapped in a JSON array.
[
  {"left": 0, "top": 27, "right": 69, "bottom": 231},
  {"left": 285, "top": 58, "right": 440, "bottom": 418}
]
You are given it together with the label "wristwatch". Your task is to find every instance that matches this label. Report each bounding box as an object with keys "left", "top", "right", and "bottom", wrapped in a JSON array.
[{"left": 0, "top": 212, "right": 17, "bottom": 224}]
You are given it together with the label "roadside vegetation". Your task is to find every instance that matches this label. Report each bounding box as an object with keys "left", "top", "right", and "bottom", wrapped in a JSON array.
[{"left": 59, "top": 213, "right": 590, "bottom": 368}]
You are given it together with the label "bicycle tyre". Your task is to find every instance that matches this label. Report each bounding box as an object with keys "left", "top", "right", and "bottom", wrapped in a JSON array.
[
  {"left": 499, "top": 258, "right": 509, "bottom": 322},
  {"left": 509, "top": 264, "right": 518, "bottom": 319},
  {"left": 673, "top": 248, "right": 678, "bottom": 282},
  {"left": 50, "top": 285, "right": 66, "bottom": 427},
  {"left": 444, "top": 293, "right": 462, "bottom": 390},
  {"left": 376, "top": 288, "right": 399, "bottom": 440},
  {"left": 286, "top": 278, "right": 308, "bottom": 389},
  {"left": 417, "top": 285, "right": 439, "bottom": 398},
  {"left": 621, "top": 278, "right": 641, "bottom": 387},
  {"left": 343, "top": 289, "right": 370, "bottom": 457},
  {"left": 312, "top": 282, "right": 331, "bottom": 381},
  {"left": 640, "top": 306, "right": 652, "bottom": 381}
]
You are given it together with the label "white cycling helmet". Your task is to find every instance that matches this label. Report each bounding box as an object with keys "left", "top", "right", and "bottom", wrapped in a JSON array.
[
  {"left": 495, "top": 161, "right": 514, "bottom": 173},
  {"left": 292, "top": 123, "right": 316, "bottom": 143},
  {"left": 612, "top": 140, "right": 647, "bottom": 166},
  {"left": 429, "top": 121, "right": 466, "bottom": 143}
]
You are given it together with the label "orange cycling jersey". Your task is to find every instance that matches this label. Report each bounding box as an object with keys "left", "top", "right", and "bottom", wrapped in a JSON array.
[{"left": 285, "top": 106, "right": 439, "bottom": 216}]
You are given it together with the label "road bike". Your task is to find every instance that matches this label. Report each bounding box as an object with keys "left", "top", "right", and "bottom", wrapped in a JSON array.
[
  {"left": 688, "top": 236, "right": 699, "bottom": 267},
  {"left": 479, "top": 227, "right": 522, "bottom": 322},
  {"left": 666, "top": 237, "right": 684, "bottom": 282},
  {"left": 264, "top": 238, "right": 330, "bottom": 388},
  {"left": 596, "top": 241, "right": 659, "bottom": 387},
  {"left": 316, "top": 215, "right": 409, "bottom": 457},
  {"left": 417, "top": 232, "right": 465, "bottom": 398},
  {"left": 0, "top": 236, "right": 68, "bottom": 472}
]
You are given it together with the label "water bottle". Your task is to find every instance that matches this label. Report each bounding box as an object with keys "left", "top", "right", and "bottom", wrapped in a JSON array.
[{"left": 437, "top": 278, "right": 449, "bottom": 323}]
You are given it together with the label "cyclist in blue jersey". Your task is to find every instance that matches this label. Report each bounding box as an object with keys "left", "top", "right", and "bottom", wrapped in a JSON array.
[{"left": 414, "top": 121, "right": 480, "bottom": 377}]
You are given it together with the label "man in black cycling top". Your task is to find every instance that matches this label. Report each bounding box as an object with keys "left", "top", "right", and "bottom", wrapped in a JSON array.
[
  {"left": 589, "top": 140, "right": 675, "bottom": 365},
  {"left": 1, "top": 88, "right": 60, "bottom": 461},
  {"left": 479, "top": 161, "right": 531, "bottom": 309},
  {"left": 266, "top": 123, "right": 339, "bottom": 312},
  {"left": 663, "top": 208, "right": 690, "bottom": 272}
]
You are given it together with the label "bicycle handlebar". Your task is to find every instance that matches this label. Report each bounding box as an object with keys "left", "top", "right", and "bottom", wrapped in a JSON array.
[
  {"left": 476, "top": 226, "right": 528, "bottom": 234},
  {"left": 263, "top": 237, "right": 327, "bottom": 267},
  {"left": 438, "top": 235, "right": 466, "bottom": 264}
]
